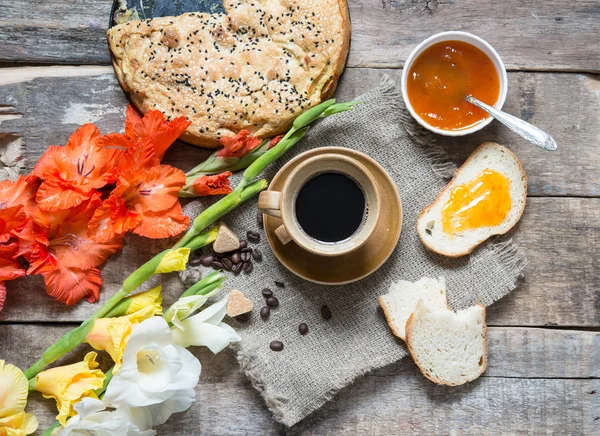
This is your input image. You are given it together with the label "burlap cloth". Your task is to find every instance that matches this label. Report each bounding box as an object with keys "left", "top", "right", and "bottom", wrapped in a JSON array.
[{"left": 183, "top": 77, "right": 526, "bottom": 427}]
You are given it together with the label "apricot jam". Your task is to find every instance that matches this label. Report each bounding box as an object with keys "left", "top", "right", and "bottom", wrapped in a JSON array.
[
  {"left": 407, "top": 40, "right": 500, "bottom": 130},
  {"left": 441, "top": 169, "right": 511, "bottom": 235}
]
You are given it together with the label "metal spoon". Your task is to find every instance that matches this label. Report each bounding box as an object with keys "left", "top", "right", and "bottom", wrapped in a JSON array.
[{"left": 465, "top": 95, "right": 558, "bottom": 151}]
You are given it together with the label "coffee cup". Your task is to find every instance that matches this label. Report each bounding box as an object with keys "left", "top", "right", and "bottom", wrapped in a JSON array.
[{"left": 258, "top": 153, "right": 381, "bottom": 257}]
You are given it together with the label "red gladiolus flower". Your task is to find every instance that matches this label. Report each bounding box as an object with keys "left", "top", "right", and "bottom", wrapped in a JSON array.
[
  {"left": 19, "top": 194, "right": 123, "bottom": 305},
  {"left": 32, "top": 124, "right": 120, "bottom": 212},
  {"left": 0, "top": 175, "right": 37, "bottom": 243},
  {"left": 88, "top": 165, "right": 189, "bottom": 242},
  {"left": 192, "top": 171, "right": 233, "bottom": 197},
  {"left": 217, "top": 130, "right": 262, "bottom": 158},
  {"left": 102, "top": 105, "right": 191, "bottom": 172}
]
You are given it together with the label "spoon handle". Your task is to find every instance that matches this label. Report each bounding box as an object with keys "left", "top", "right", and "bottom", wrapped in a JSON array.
[{"left": 465, "top": 95, "right": 558, "bottom": 151}]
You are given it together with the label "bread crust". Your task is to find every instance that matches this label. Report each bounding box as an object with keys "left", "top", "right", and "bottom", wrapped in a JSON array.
[
  {"left": 108, "top": 0, "right": 351, "bottom": 149},
  {"left": 377, "top": 296, "right": 406, "bottom": 340},
  {"left": 405, "top": 302, "right": 488, "bottom": 386},
  {"left": 417, "top": 142, "right": 528, "bottom": 257}
]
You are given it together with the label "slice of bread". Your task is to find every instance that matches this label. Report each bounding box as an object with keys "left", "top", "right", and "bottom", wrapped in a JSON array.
[
  {"left": 378, "top": 277, "right": 447, "bottom": 340},
  {"left": 405, "top": 300, "right": 488, "bottom": 386},
  {"left": 417, "top": 142, "right": 527, "bottom": 257}
]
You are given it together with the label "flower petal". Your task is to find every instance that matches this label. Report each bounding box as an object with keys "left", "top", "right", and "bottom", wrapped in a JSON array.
[
  {"left": 42, "top": 266, "right": 103, "bottom": 305},
  {"left": 155, "top": 248, "right": 190, "bottom": 274},
  {"left": 138, "top": 388, "right": 195, "bottom": 427},
  {"left": 132, "top": 202, "right": 189, "bottom": 239},
  {"left": 192, "top": 171, "right": 233, "bottom": 197},
  {"left": 0, "top": 360, "right": 29, "bottom": 418},
  {"left": 36, "top": 178, "right": 90, "bottom": 212}
]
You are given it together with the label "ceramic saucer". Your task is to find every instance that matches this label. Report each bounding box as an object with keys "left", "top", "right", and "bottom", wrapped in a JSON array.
[{"left": 263, "top": 147, "right": 402, "bottom": 285}]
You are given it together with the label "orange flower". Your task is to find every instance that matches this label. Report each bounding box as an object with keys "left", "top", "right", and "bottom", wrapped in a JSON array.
[
  {"left": 192, "top": 171, "right": 233, "bottom": 197},
  {"left": 0, "top": 176, "right": 38, "bottom": 243},
  {"left": 269, "top": 134, "right": 284, "bottom": 148},
  {"left": 32, "top": 125, "right": 120, "bottom": 212},
  {"left": 19, "top": 194, "right": 122, "bottom": 305},
  {"left": 0, "top": 242, "right": 26, "bottom": 312},
  {"left": 88, "top": 165, "right": 189, "bottom": 242},
  {"left": 217, "top": 130, "right": 262, "bottom": 158},
  {"left": 102, "top": 106, "right": 190, "bottom": 172}
]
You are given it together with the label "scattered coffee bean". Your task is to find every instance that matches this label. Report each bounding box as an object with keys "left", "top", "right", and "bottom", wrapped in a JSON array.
[
  {"left": 270, "top": 341, "right": 284, "bottom": 351},
  {"left": 211, "top": 261, "right": 224, "bottom": 270},
  {"left": 298, "top": 323, "right": 309, "bottom": 335},
  {"left": 240, "top": 247, "right": 252, "bottom": 253},
  {"left": 260, "top": 306, "right": 270, "bottom": 319},
  {"left": 266, "top": 296, "right": 279, "bottom": 308},
  {"left": 222, "top": 258, "right": 233, "bottom": 270},
  {"left": 274, "top": 281, "right": 285, "bottom": 288},
  {"left": 262, "top": 288, "right": 273, "bottom": 298},
  {"left": 232, "top": 263, "right": 241, "bottom": 276},
  {"left": 243, "top": 262, "right": 254, "bottom": 273},
  {"left": 257, "top": 211, "right": 264, "bottom": 226},
  {"left": 239, "top": 240, "right": 248, "bottom": 249},
  {"left": 236, "top": 312, "right": 251, "bottom": 322},
  {"left": 231, "top": 252, "right": 241, "bottom": 264},
  {"left": 251, "top": 248, "right": 262, "bottom": 261},
  {"left": 201, "top": 255, "right": 215, "bottom": 267},
  {"left": 215, "top": 253, "right": 225, "bottom": 260},
  {"left": 247, "top": 230, "right": 260, "bottom": 243},
  {"left": 241, "top": 251, "right": 251, "bottom": 262},
  {"left": 321, "top": 305, "right": 332, "bottom": 320},
  {"left": 189, "top": 257, "right": 203, "bottom": 266}
]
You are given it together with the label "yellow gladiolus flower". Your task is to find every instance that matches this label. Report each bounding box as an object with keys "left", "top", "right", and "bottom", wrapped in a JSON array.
[
  {"left": 155, "top": 248, "right": 190, "bottom": 274},
  {"left": 0, "top": 361, "right": 38, "bottom": 436},
  {"left": 84, "top": 306, "right": 156, "bottom": 373},
  {"left": 33, "top": 352, "right": 105, "bottom": 426},
  {"left": 123, "top": 286, "right": 163, "bottom": 316}
]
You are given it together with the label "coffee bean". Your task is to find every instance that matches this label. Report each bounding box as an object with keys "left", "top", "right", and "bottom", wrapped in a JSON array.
[
  {"left": 260, "top": 306, "right": 270, "bottom": 319},
  {"left": 215, "top": 253, "right": 225, "bottom": 260},
  {"left": 239, "top": 240, "right": 248, "bottom": 249},
  {"left": 232, "top": 263, "right": 241, "bottom": 276},
  {"left": 269, "top": 341, "right": 284, "bottom": 351},
  {"left": 189, "top": 257, "right": 203, "bottom": 266},
  {"left": 236, "top": 312, "right": 251, "bottom": 322},
  {"left": 222, "top": 258, "right": 233, "bottom": 270},
  {"left": 257, "top": 210, "right": 264, "bottom": 226},
  {"left": 274, "top": 281, "right": 285, "bottom": 288},
  {"left": 298, "top": 323, "right": 309, "bottom": 335},
  {"left": 247, "top": 230, "right": 260, "bottom": 242},
  {"left": 252, "top": 248, "right": 262, "bottom": 261},
  {"left": 201, "top": 255, "right": 215, "bottom": 267},
  {"left": 243, "top": 262, "right": 254, "bottom": 273},
  {"left": 240, "top": 247, "right": 252, "bottom": 253},
  {"left": 261, "top": 288, "right": 273, "bottom": 298},
  {"left": 266, "top": 296, "right": 279, "bottom": 308},
  {"left": 241, "top": 252, "right": 251, "bottom": 262},
  {"left": 211, "top": 261, "right": 223, "bottom": 270},
  {"left": 231, "top": 252, "right": 241, "bottom": 264},
  {"left": 321, "top": 305, "right": 332, "bottom": 320}
]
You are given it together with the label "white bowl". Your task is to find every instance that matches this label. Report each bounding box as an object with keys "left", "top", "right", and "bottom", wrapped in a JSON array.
[{"left": 401, "top": 31, "right": 508, "bottom": 136}]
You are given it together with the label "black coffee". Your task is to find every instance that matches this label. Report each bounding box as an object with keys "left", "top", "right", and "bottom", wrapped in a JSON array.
[{"left": 295, "top": 172, "right": 366, "bottom": 243}]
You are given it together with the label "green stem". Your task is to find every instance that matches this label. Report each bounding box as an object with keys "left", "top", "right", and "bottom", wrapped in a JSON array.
[{"left": 41, "top": 421, "right": 60, "bottom": 436}]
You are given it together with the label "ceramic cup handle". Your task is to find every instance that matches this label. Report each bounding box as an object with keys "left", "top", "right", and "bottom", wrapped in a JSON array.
[{"left": 258, "top": 191, "right": 292, "bottom": 245}]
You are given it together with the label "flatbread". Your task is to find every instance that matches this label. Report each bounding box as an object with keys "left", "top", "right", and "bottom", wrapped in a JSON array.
[{"left": 107, "top": 0, "right": 351, "bottom": 148}]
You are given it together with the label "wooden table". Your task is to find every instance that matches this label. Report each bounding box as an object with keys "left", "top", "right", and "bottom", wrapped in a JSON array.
[{"left": 1, "top": 1, "right": 599, "bottom": 434}]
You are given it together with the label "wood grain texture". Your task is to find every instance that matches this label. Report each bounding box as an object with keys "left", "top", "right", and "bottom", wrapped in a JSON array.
[
  {"left": 1, "top": 1, "right": 600, "bottom": 72},
  {"left": 1, "top": 325, "right": 598, "bottom": 435},
  {"left": 1, "top": 67, "right": 599, "bottom": 196}
]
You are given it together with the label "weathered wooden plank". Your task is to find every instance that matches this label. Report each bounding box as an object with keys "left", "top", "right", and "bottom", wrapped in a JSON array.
[
  {"left": 1, "top": 67, "right": 599, "bottom": 197},
  {"left": 1, "top": 325, "right": 598, "bottom": 435},
  {"left": 1, "top": 0, "right": 599, "bottom": 72}
]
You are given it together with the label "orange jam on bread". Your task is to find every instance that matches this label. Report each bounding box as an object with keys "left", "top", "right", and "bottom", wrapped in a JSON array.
[
  {"left": 407, "top": 40, "right": 500, "bottom": 130},
  {"left": 441, "top": 169, "right": 511, "bottom": 235}
]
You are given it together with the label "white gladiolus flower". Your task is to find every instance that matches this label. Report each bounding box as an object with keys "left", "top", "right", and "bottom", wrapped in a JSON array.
[
  {"left": 170, "top": 295, "right": 240, "bottom": 353},
  {"left": 103, "top": 317, "right": 201, "bottom": 409},
  {"left": 164, "top": 295, "right": 211, "bottom": 331},
  {"left": 59, "top": 398, "right": 155, "bottom": 436}
]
